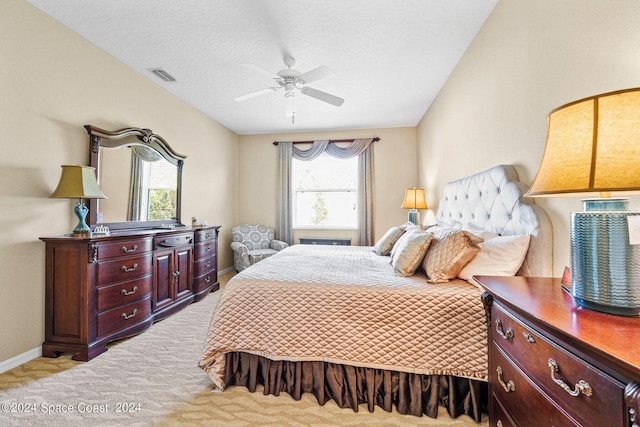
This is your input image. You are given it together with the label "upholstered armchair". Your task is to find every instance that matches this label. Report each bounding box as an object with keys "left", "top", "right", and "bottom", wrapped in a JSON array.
[{"left": 231, "top": 224, "right": 289, "bottom": 272}]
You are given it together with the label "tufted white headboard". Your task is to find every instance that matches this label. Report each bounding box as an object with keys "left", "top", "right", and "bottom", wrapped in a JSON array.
[{"left": 435, "top": 165, "right": 553, "bottom": 277}]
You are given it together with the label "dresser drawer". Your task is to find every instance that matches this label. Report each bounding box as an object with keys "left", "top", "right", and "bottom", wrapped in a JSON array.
[
  {"left": 194, "top": 228, "right": 216, "bottom": 243},
  {"left": 97, "top": 238, "right": 153, "bottom": 260},
  {"left": 194, "top": 253, "right": 216, "bottom": 274},
  {"left": 155, "top": 232, "right": 193, "bottom": 248},
  {"left": 97, "top": 275, "right": 152, "bottom": 311},
  {"left": 97, "top": 254, "right": 152, "bottom": 284},
  {"left": 491, "top": 394, "right": 516, "bottom": 427},
  {"left": 97, "top": 296, "right": 152, "bottom": 338},
  {"left": 194, "top": 271, "right": 217, "bottom": 292},
  {"left": 194, "top": 241, "right": 215, "bottom": 259},
  {"left": 490, "top": 344, "right": 577, "bottom": 427},
  {"left": 491, "top": 302, "right": 625, "bottom": 427}
]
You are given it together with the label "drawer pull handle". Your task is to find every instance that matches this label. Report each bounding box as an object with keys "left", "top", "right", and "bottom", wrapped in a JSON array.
[
  {"left": 496, "top": 366, "right": 515, "bottom": 392},
  {"left": 121, "top": 308, "right": 137, "bottom": 320},
  {"left": 497, "top": 421, "right": 503, "bottom": 427},
  {"left": 523, "top": 332, "right": 536, "bottom": 343},
  {"left": 204, "top": 275, "right": 211, "bottom": 283},
  {"left": 205, "top": 233, "right": 210, "bottom": 239},
  {"left": 120, "top": 286, "right": 138, "bottom": 296},
  {"left": 496, "top": 319, "right": 514, "bottom": 340},
  {"left": 205, "top": 261, "right": 211, "bottom": 268},
  {"left": 205, "top": 245, "right": 211, "bottom": 251},
  {"left": 121, "top": 245, "right": 138, "bottom": 253},
  {"left": 548, "top": 359, "right": 593, "bottom": 397},
  {"left": 121, "top": 263, "right": 138, "bottom": 272}
]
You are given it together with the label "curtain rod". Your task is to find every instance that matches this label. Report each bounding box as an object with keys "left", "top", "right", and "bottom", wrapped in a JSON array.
[{"left": 272, "top": 137, "right": 380, "bottom": 146}]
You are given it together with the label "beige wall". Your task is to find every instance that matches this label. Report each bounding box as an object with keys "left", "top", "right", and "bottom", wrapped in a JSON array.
[
  {"left": 418, "top": 0, "right": 640, "bottom": 276},
  {"left": 238, "top": 127, "right": 418, "bottom": 245},
  {"left": 0, "top": 2, "right": 238, "bottom": 365}
]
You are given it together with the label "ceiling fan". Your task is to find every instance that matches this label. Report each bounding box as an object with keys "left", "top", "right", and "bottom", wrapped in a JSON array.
[{"left": 234, "top": 57, "right": 344, "bottom": 123}]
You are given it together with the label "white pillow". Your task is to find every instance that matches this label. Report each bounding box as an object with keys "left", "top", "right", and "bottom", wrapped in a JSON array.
[
  {"left": 391, "top": 231, "right": 433, "bottom": 277},
  {"left": 372, "top": 226, "right": 405, "bottom": 256},
  {"left": 458, "top": 234, "right": 531, "bottom": 284}
]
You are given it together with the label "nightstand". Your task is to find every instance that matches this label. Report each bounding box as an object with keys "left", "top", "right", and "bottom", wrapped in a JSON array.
[{"left": 475, "top": 275, "right": 640, "bottom": 427}]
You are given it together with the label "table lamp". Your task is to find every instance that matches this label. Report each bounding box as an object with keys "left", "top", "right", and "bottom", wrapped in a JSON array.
[
  {"left": 526, "top": 87, "right": 640, "bottom": 315},
  {"left": 50, "top": 165, "right": 107, "bottom": 235},
  {"left": 401, "top": 188, "right": 428, "bottom": 225}
]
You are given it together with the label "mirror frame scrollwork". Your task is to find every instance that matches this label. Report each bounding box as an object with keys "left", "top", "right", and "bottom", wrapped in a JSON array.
[{"left": 85, "top": 125, "right": 186, "bottom": 231}]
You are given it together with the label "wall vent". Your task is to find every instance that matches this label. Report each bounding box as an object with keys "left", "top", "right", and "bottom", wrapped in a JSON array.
[{"left": 149, "top": 68, "right": 176, "bottom": 82}]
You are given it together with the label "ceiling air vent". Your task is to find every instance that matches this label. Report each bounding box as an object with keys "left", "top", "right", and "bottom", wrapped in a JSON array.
[{"left": 149, "top": 68, "right": 176, "bottom": 82}]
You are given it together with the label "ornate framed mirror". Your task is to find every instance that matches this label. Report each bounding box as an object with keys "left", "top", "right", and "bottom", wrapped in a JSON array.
[{"left": 85, "top": 125, "right": 186, "bottom": 231}]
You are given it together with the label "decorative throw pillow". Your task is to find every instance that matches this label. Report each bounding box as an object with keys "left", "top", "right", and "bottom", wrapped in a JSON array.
[
  {"left": 389, "top": 229, "right": 410, "bottom": 259},
  {"left": 390, "top": 221, "right": 431, "bottom": 258},
  {"left": 422, "top": 226, "right": 483, "bottom": 283},
  {"left": 458, "top": 234, "right": 531, "bottom": 284},
  {"left": 399, "top": 221, "right": 422, "bottom": 231},
  {"left": 372, "top": 226, "right": 406, "bottom": 256},
  {"left": 391, "top": 231, "right": 433, "bottom": 277}
]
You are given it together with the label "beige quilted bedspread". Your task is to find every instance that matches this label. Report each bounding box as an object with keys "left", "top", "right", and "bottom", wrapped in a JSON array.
[{"left": 199, "top": 245, "right": 488, "bottom": 390}]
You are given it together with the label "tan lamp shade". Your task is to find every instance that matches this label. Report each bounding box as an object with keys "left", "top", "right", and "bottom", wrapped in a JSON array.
[
  {"left": 526, "top": 87, "right": 640, "bottom": 198},
  {"left": 401, "top": 188, "right": 428, "bottom": 209},
  {"left": 50, "top": 165, "right": 107, "bottom": 199}
]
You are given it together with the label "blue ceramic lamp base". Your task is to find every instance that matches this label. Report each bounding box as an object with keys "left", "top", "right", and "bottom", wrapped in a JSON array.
[
  {"left": 72, "top": 200, "right": 92, "bottom": 235},
  {"left": 407, "top": 209, "right": 420, "bottom": 225},
  {"left": 570, "top": 198, "right": 640, "bottom": 316}
]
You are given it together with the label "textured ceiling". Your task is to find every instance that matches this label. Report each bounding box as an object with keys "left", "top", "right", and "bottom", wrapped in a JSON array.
[{"left": 28, "top": 0, "right": 497, "bottom": 135}]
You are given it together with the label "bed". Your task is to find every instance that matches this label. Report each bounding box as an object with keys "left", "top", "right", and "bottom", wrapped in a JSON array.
[{"left": 199, "top": 164, "right": 552, "bottom": 421}]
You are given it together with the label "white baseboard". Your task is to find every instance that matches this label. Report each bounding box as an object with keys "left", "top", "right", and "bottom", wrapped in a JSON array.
[
  {"left": 219, "top": 266, "right": 234, "bottom": 275},
  {"left": 0, "top": 347, "right": 42, "bottom": 374},
  {"left": 0, "top": 269, "right": 235, "bottom": 375}
]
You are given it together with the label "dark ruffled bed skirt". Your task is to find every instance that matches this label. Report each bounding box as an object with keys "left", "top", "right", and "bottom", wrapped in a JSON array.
[{"left": 224, "top": 352, "right": 487, "bottom": 422}]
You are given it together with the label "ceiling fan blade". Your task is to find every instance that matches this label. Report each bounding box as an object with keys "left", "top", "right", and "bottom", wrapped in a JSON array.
[
  {"left": 297, "top": 66, "right": 334, "bottom": 85},
  {"left": 300, "top": 87, "right": 344, "bottom": 106},
  {"left": 234, "top": 86, "right": 280, "bottom": 101},
  {"left": 241, "top": 62, "right": 280, "bottom": 80}
]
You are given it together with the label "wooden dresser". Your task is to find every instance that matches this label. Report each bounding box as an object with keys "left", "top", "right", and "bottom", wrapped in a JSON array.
[
  {"left": 192, "top": 227, "right": 219, "bottom": 302},
  {"left": 476, "top": 275, "right": 640, "bottom": 427},
  {"left": 40, "top": 226, "right": 220, "bottom": 361}
]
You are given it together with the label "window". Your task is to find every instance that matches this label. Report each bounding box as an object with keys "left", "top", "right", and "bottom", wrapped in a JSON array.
[
  {"left": 292, "top": 152, "right": 358, "bottom": 228},
  {"left": 142, "top": 159, "right": 177, "bottom": 220}
]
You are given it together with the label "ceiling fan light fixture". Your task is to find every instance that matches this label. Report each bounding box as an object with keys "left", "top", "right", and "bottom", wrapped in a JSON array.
[{"left": 234, "top": 56, "right": 344, "bottom": 120}]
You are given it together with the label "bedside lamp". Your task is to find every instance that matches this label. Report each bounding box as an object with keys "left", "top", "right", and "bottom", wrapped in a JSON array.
[
  {"left": 401, "top": 188, "right": 428, "bottom": 225},
  {"left": 50, "top": 165, "right": 106, "bottom": 236},
  {"left": 526, "top": 88, "right": 640, "bottom": 315}
]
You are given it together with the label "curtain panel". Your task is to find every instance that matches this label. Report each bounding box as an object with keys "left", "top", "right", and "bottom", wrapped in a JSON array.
[
  {"left": 276, "top": 139, "right": 375, "bottom": 245},
  {"left": 127, "top": 146, "right": 162, "bottom": 221},
  {"left": 276, "top": 142, "right": 294, "bottom": 245}
]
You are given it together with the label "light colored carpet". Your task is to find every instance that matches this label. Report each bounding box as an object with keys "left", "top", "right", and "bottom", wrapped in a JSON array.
[{"left": 0, "top": 272, "right": 487, "bottom": 426}]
